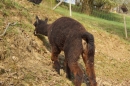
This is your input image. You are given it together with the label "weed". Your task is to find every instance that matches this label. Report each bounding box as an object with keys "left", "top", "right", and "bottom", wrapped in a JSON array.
[
  {"left": 0, "top": 3, "right": 4, "bottom": 9},
  {"left": 3, "top": 9, "right": 10, "bottom": 17},
  {"left": 2, "top": 0, "right": 15, "bottom": 9}
]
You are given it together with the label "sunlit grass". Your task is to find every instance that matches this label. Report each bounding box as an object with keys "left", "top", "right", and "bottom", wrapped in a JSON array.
[
  {"left": 95, "top": 53, "right": 130, "bottom": 82},
  {"left": 55, "top": 7, "right": 130, "bottom": 41}
]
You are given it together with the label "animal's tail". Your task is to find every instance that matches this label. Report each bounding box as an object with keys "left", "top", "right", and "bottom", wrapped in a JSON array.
[
  {"left": 81, "top": 32, "right": 95, "bottom": 58},
  {"left": 81, "top": 32, "right": 97, "bottom": 86}
]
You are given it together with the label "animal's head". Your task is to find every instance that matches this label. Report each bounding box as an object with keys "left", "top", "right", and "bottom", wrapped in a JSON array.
[{"left": 33, "top": 16, "right": 48, "bottom": 36}]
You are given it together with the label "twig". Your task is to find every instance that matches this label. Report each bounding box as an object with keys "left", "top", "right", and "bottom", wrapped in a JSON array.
[{"left": 0, "top": 22, "right": 17, "bottom": 37}]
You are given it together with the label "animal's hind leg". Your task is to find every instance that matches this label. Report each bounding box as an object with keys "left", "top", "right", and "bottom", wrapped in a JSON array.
[
  {"left": 82, "top": 51, "right": 97, "bottom": 86},
  {"left": 68, "top": 60, "right": 83, "bottom": 86},
  {"left": 64, "top": 58, "right": 71, "bottom": 80},
  {"left": 51, "top": 46, "right": 61, "bottom": 74},
  {"left": 65, "top": 47, "right": 83, "bottom": 85}
]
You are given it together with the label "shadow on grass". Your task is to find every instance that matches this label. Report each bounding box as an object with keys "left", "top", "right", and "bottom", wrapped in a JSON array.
[{"left": 36, "top": 34, "right": 51, "bottom": 52}]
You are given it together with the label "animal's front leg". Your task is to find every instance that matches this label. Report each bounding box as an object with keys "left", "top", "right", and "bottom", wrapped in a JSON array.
[{"left": 51, "top": 46, "right": 61, "bottom": 74}]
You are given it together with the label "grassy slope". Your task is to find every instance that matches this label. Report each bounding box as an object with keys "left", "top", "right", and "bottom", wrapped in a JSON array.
[{"left": 0, "top": 0, "right": 130, "bottom": 86}]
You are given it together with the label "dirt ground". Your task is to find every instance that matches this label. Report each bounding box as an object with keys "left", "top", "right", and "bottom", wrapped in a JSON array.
[{"left": 0, "top": 0, "right": 130, "bottom": 86}]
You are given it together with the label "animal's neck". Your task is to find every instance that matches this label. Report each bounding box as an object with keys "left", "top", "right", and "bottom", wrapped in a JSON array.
[
  {"left": 46, "top": 24, "right": 51, "bottom": 36},
  {"left": 42, "top": 24, "right": 50, "bottom": 36}
]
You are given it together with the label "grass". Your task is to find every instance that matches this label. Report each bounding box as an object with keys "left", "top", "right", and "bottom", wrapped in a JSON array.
[
  {"left": 92, "top": 9, "right": 123, "bottom": 22},
  {"left": 0, "top": 0, "right": 20, "bottom": 9},
  {"left": 95, "top": 53, "right": 130, "bottom": 82},
  {"left": 1, "top": 0, "right": 130, "bottom": 41},
  {"left": 61, "top": 4, "right": 123, "bottom": 23},
  {"left": 55, "top": 7, "right": 130, "bottom": 42},
  {"left": 0, "top": 0, "right": 130, "bottom": 85}
]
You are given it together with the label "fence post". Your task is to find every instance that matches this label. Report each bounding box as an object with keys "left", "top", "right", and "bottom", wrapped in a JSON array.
[
  {"left": 69, "top": 0, "right": 72, "bottom": 16},
  {"left": 123, "top": 14, "right": 127, "bottom": 38},
  {"left": 52, "top": 0, "right": 63, "bottom": 10}
]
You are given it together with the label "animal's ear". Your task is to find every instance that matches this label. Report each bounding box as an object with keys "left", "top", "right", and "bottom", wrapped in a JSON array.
[
  {"left": 36, "top": 16, "right": 39, "bottom": 24},
  {"left": 45, "top": 17, "right": 48, "bottom": 23}
]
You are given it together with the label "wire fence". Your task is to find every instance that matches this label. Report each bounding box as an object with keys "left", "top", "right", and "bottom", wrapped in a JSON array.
[
  {"left": 69, "top": 4, "right": 123, "bottom": 23},
  {"left": 91, "top": 9, "right": 123, "bottom": 23}
]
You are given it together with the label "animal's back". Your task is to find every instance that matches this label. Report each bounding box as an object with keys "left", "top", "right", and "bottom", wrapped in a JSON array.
[
  {"left": 51, "top": 17, "right": 85, "bottom": 31},
  {"left": 48, "top": 17, "right": 86, "bottom": 50}
]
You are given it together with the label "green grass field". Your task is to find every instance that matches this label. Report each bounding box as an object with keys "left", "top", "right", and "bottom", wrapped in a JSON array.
[{"left": 55, "top": 7, "right": 130, "bottom": 42}]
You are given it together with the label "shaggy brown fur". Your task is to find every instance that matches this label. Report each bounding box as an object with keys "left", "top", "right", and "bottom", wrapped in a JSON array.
[{"left": 33, "top": 16, "right": 97, "bottom": 86}]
